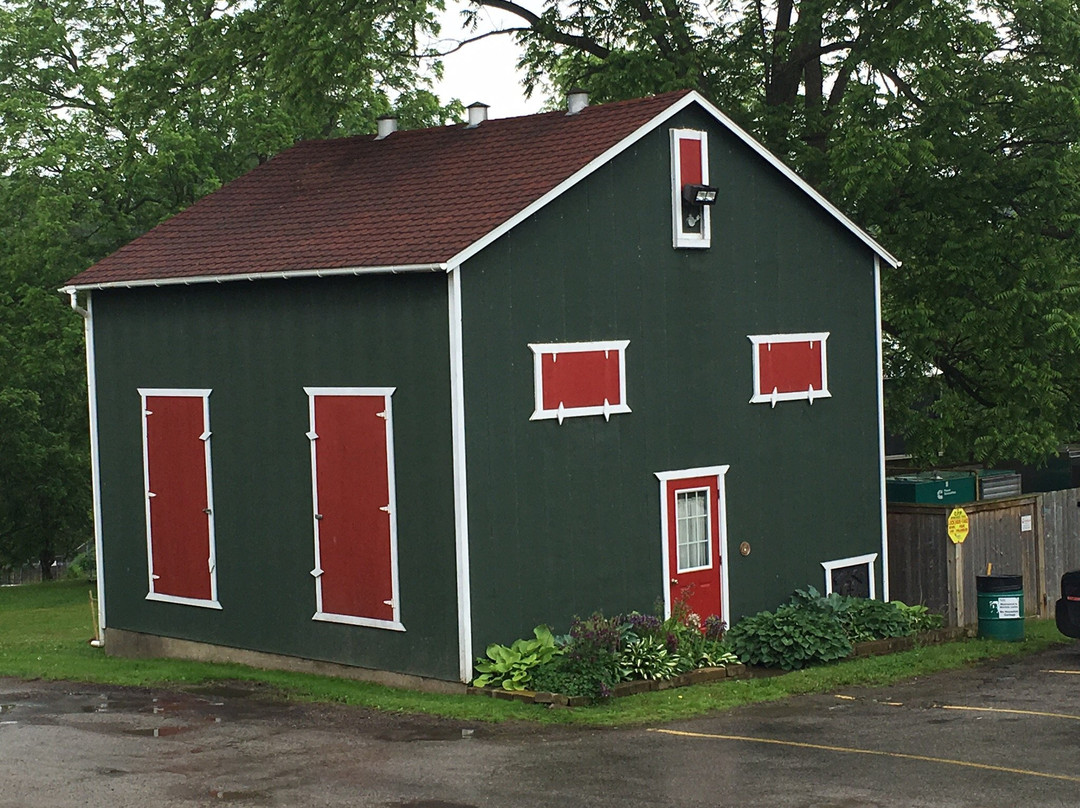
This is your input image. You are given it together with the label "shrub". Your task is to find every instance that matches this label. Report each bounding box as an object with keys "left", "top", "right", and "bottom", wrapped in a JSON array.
[
  {"left": 893, "top": 601, "right": 945, "bottom": 633},
  {"left": 726, "top": 604, "right": 853, "bottom": 670},
  {"left": 472, "top": 625, "right": 561, "bottom": 690},
  {"left": 621, "top": 637, "right": 678, "bottom": 681}
]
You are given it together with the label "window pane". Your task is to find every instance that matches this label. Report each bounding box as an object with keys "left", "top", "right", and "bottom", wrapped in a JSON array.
[{"left": 676, "top": 490, "right": 710, "bottom": 571}]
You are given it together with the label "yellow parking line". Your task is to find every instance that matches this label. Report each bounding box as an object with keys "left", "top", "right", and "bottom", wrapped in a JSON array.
[
  {"left": 649, "top": 728, "right": 1080, "bottom": 784},
  {"left": 939, "top": 704, "right": 1080, "bottom": 721}
]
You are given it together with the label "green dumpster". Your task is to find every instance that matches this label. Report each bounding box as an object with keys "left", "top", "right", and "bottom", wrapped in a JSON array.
[{"left": 976, "top": 575, "right": 1024, "bottom": 641}]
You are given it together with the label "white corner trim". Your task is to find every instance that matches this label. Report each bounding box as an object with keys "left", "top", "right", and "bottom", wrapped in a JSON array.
[
  {"left": 73, "top": 291, "right": 107, "bottom": 636},
  {"left": 874, "top": 255, "right": 890, "bottom": 601},
  {"left": 527, "top": 339, "right": 632, "bottom": 423},
  {"left": 748, "top": 332, "right": 831, "bottom": 405},
  {"left": 655, "top": 465, "right": 731, "bottom": 622},
  {"left": 821, "top": 552, "right": 879, "bottom": 599},
  {"left": 448, "top": 266, "right": 474, "bottom": 683},
  {"left": 670, "top": 128, "right": 711, "bottom": 249}
]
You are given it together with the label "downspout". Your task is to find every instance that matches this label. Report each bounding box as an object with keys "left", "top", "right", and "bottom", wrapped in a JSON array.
[{"left": 65, "top": 287, "right": 106, "bottom": 646}]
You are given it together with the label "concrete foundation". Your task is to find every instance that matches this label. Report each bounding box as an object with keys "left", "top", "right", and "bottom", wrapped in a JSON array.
[{"left": 103, "top": 628, "right": 468, "bottom": 694}]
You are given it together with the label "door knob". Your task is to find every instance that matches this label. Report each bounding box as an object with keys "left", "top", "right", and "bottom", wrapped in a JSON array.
[{"left": 670, "top": 577, "right": 678, "bottom": 585}]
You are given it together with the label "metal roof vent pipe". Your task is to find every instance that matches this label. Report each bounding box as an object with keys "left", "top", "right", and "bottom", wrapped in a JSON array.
[
  {"left": 376, "top": 115, "right": 398, "bottom": 139},
  {"left": 567, "top": 89, "right": 589, "bottom": 115},
  {"left": 466, "top": 102, "right": 489, "bottom": 128}
]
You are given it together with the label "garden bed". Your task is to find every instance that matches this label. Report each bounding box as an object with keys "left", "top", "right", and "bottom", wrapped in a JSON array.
[{"left": 467, "top": 625, "right": 974, "bottom": 707}]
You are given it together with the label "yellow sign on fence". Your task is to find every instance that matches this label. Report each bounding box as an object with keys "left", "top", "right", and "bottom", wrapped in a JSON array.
[{"left": 947, "top": 507, "right": 970, "bottom": 544}]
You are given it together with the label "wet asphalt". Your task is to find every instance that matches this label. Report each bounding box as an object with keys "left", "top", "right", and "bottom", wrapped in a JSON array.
[{"left": 2, "top": 644, "right": 1080, "bottom": 807}]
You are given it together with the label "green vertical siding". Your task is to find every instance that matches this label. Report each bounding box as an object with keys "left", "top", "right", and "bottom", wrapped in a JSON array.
[
  {"left": 461, "top": 106, "right": 885, "bottom": 651},
  {"left": 92, "top": 273, "right": 459, "bottom": 679}
]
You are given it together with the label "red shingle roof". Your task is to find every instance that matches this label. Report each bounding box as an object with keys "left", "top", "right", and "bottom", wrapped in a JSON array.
[{"left": 66, "top": 91, "right": 693, "bottom": 287}]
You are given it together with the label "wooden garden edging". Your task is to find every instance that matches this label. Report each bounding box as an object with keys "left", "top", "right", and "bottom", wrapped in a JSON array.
[{"left": 466, "top": 626, "right": 974, "bottom": 707}]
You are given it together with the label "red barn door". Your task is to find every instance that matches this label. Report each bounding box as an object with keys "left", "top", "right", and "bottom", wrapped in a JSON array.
[
  {"left": 306, "top": 387, "right": 402, "bottom": 631},
  {"left": 656, "top": 466, "right": 730, "bottom": 624},
  {"left": 140, "top": 389, "right": 220, "bottom": 608}
]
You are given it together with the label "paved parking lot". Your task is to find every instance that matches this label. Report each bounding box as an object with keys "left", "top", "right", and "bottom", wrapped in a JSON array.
[{"left": 2, "top": 642, "right": 1079, "bottom": 807}]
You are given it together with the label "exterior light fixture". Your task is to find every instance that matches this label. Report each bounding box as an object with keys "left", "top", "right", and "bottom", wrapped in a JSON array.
[{"left": 682, "top": 184, "right": 719, "bottom": 205}]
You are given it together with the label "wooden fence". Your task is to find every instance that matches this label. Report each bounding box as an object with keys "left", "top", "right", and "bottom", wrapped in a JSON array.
[{"left": 888, "top": 489, "right": 1080, "bottom": 626}]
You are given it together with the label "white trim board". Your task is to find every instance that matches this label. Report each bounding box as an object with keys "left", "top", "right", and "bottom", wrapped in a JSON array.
[
  {"left": 528, "top": 339, "right": 631, "bottom": 424},
  {"left": 874, "top": 255, "right": 890, "bottom": 601},
  {"left": 670, "top": 127, "right": 712, "bottom": 249},
  {"left": 748, "top": 332, "right": 832, "bottom": 406},
  {"left": 60, "top": 263, "right": 447, "bottom": 292},
  {"left": 71, "top": 291, "right": 107, "bottom": 637},
  {"left": 448, "top": 266, "right": 474, "bottom": 682},
  {"left": 821, "top": 553, "right": 879, "bottom": 599},
  {"left": 138, "top": 388, "right": 222, "bottom": 610},
  {"left": 655, "top": 465, "right": 731, "bottom": 624},
  {"left": 304, "top": 386, "right": 405, "bottom": 632}
]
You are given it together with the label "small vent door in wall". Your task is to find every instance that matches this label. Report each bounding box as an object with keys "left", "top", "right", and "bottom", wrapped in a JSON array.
[
  {"left": 529, "top": 340, "right": 631, "bottom": 423},
  {"left": 749, "top": 332, "right": 832, "bottom": 406},
  {"left": 140, "top": 389, "right": 220, "bottom": 608},
  {"left": 306, "top": 388, "right": 403, "bottom": 631}
]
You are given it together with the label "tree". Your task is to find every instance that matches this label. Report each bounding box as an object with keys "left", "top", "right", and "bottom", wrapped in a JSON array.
[
  {"left": 0, "top": 0, "right": 457, "bottom": 575},
  {"left": 461, "top": 0, "right": 1080, "bottom": 465}
]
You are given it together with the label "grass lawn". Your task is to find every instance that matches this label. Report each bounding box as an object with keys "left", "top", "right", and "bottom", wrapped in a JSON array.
[{"left": 0, "top": 580, "right": 1070, "bottom": 727}]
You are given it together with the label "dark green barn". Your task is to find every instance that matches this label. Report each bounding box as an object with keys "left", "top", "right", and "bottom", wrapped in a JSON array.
[{"left": 65, "top": 90, "right": 899, "bottom": 684}]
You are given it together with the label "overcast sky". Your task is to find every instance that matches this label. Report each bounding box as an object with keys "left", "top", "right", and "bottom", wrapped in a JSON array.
[{"left": 431, "top": 2, "right": 546, "bottom": 118}]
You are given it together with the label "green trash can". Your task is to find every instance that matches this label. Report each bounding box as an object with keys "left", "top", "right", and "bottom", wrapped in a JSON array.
[{"left": 976, "top": 574, "right": 1024, "bottom": 641}]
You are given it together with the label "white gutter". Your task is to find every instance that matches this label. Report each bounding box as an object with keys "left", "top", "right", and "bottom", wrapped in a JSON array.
[
  {"left": 64, "top": 263, "right": 447, "bottom": 292},
  {"left": 66, "top": 288, "right": 106, "bottom": 645}
]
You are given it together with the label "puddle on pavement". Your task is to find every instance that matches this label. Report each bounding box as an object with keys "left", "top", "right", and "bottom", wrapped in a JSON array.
[
  {"left": 375, "top": 727, "right": 478, "bottom": 742},
  {"left": 124, "top": 725, "right": 195, "bottom": 738},
  {"left": 210, "top": 788, "right": 271, "bottom": 802}
]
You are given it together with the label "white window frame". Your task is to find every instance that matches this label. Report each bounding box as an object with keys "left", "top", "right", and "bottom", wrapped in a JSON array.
[
  {"left": 674, "top": 486, "right": 713, "bottom": 573},
  {"left": 670, "top": 128, "right": 711, "bottom": 249},
  {"left": 821, "top": 553, "right": 879, "bottom": 599},
  {"left": 305, "top": 386, "right": 404, "bottom": 632},
  {"left": 748, "top": 331, "right": 832, "bottom": 406},
  {"left": 138, "top": 387, "right": 222, "bottom": 610},
  {"left": 528, "top": 339, "right": 631, "bottom": 424},
  {"left": 655, "top": 465, "right": 731, "bottom": 620}
]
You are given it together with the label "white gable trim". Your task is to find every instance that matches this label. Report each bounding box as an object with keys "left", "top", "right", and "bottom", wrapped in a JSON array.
[{"left": 447, "top": 91, "right": 900, "bottom": 270}]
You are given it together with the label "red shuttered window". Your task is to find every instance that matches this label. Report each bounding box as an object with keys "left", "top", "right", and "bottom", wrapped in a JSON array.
[
  {"left": 528, "top": 340, "right": 631, "bottom": 424},
  {"left": 749, "top": 332, "right": 832, "bottom": 406},
  {"left": 306, "top": 387, "right": 403, "bottom": 631},
  {"left": 670, "top": 128, "right": 711, "bottom": 249},
  {"left": 140, "top": 389, "right": 221, "bottom": 609}
]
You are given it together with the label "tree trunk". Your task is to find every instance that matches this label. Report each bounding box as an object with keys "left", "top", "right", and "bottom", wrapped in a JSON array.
[{"left": 39, "top": 546, "right": 56, "bottom": 581}]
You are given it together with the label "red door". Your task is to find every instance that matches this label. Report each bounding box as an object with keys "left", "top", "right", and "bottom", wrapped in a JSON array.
[
  {"left": 143, "top": 392, "right": 215, "bottom": 603},
  {"left": 665, "top": 475, "right": 722, "bottom": 620},
  {"left": 308, "top": 390, "right": 399, "bottom": 626}
]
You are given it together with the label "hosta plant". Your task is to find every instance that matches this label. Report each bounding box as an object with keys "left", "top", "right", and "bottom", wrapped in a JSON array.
[
  {"left": 621, "top": 637, "right": 678, "bottom": 681},
  {"left": 472, "top": 624, "right": 561, "bottom": 690}
]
